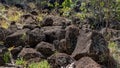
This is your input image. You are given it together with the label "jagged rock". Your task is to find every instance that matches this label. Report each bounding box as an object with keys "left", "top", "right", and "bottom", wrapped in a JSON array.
[
  {"left": 42, "top": 26, "right": 65, "bottom": 43},
  {"left": 18, "top": 48, "right": 43, "bottom": 61},
  {"left": 56, "top": 29, "right": 66, "bottom": 40},
  {"left": 47, "top": 15, "right": 71, "bottom": 26},
  {"left": 0, "top": 27, "right": 11, "bottom": 42},
  {"left": 64, "top": 25, "right": 79, "bottom": 54},
  {"left": 8, "top": 21, "right": 18, "bottom": 33},
  {"left": 66, "top": 62, "right": 75, "bottom": 68},
  {"left": 71, "top": 30, "right": 109, "bottom": 63},
  {"left": 26, "top": 28, "right": 45, "bottom": 47},
  {"left": 11, "top": 46, "right": 23, "bottom": 59},
  {"left": 75, "top": 57, "right": 101, "bottom": 68},
  {"left": 21, "top": 14, "right": 36, "bottom": 24},
  {"left": 5, "top": 29, "right": 29, "bottom": 47},
  {"left": 56, "top": 25, "right": 79, "bottom": 54},
  {"left": 36, "top": 42, "right": 55, "bottom": 58},
  {"left": 58, "top": 39, "right": 67, "bottom": 53},
  {"left": 21, "top": 14, "right": 40, "bottom": 30},
  {"left": 48, "top": 53, "right": 74, "bottom": 68},
  {"left": 41, "top": 16, "right": 54, "bottom": 26}
]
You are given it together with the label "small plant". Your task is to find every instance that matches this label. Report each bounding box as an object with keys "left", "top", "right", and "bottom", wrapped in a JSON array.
[
  {"left": 29, "top": 60, "right": 50, "bottom": 68},
  {"left": 37, "top": 14, "right": 43, "bottom": 22},
  {"left": 61, "top": 7, "right": 72, "bottom": 17},
  {"left": 60, "top": 0, "right": 74, "bottom": 17},
  {"left": 108, "top": 41, "right": 120, "bottom": 68},
  {"left": 0, "top": 19, "right": 9, "bottom": 29},
  {"left": 3, "top": 52, "right": 10, "bottom": 63},
  {"left": 62, "top": 0, "right": 73, "bottom": 8},
  {"left": 15, "top": 58, "right": 26, "bottom": 66}
]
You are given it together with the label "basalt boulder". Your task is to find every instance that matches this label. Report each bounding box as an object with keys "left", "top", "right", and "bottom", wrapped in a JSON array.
[
  {"left": 41, "top": 16, "right": 54, "bottom": 26},
  {"left": 71, "top": 30, "right": 109, "bottom": 63},
  {"left": 11, "top": 46, "right": 23, "bottom": 59},
  {"left": 5, "top": 29, "right": 29, "bottom": 47},
  {"left": 18, "top": 48, "right": 43, "bottom": 61},
  {"left": 64, "top": 25, "right": 79, "bottom": 54},
  {"left": 75, "top": 57, "right": 102, "bottom": 68},
  {"left": 36, "top": 42, "right": 55, "bottom": 58},
  {"left": 0, "top": 27, "right": 11, "bottom": 42},
  {"left": 42, "top": 26, "right": 65, "bottom": 43},
  {"left": 48, "top": 53, "right": 74, "bottom": 68},
  {"left": 26, "top": 28, "right": 45, "bottom": 47},
  {"left": 21, "top": 14, "right": 39, "bottom": 30}
]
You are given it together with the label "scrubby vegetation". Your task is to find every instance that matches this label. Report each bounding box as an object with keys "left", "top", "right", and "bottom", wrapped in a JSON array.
[
  {"left": 0, "top": 0, "right": 120, "bottom": 68},
  {"left": 29, "top": 60, "right": 50, "bottom": 68}
]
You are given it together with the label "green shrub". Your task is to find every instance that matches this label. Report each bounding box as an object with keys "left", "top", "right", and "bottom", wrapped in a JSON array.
[
  {"left": 15, "top": 58, "right": 26, "bottom": 66},
  {"left": 3, "top": 52, "right": 10, "bottom": 63},
  {"left": 62, "top": 0, "right": 73, "bottom": 8},
  {"left": 108, "top": 42, "right": 120, "bottom": 68},
  {"left": 29, "top": 60, "right": 50, "bottom": 68}
]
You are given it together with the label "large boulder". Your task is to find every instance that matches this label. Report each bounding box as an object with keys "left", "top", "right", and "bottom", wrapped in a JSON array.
[
  {"left": 56, "top": 29, "right": 66, "bottom": 40},
  {"left": 21, "top": 14, "right": 38, "bottom": 29},
  {"left": 11, "top": 46, "right": 23, "bottom": 59},
  {"left": 63, "top": 25, "right": 79, "bottom": 54},
  {"left": 0, "top": 27, "right": 11, "bottom": 42},
  {"left": 18, "top": 48, "right": 43, "bottom": 61},
  {"left": 75, "top": 57, "right": 102, "bottom": 68},
  {"left": 5, "top": 29, "right": 29, "bottom": 47},
  {"left": 56, "top": 25, "right": 79, "bottom": 54},
  {"left": 21, "top": 14, "right": 35, "bottom": 23},
  {"left": 26, "top": 28, "right": 45, "bottom": 47},
  {"left": 71, "top": 30, "right": 109, "bottom": 63},
  {"left": 58, "top": 39, "right": 67, "bottom": 53},
  {"left": 36, "top": 42, "right": 55, "bottom": 58},
  {"left": 48, "top": 53, "right": 74, "bottom": 68},
  {"left": 41, "top": 16, "right": 54, "bottom": 26},
  {"left": 42, "top": 26, "right": 65, "bottom": 43}
]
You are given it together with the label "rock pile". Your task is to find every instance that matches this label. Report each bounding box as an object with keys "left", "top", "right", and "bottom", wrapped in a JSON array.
[{"left": 0, "top": 15, "right": 117, "bottom": 68}]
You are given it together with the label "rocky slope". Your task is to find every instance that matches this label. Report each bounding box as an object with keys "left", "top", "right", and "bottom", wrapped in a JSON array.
[{"left": 0, "top": 0, "right": 120, "bottom": 68}]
